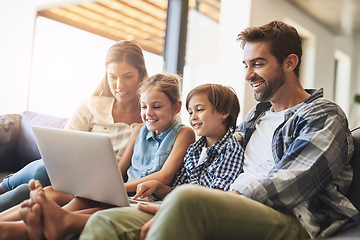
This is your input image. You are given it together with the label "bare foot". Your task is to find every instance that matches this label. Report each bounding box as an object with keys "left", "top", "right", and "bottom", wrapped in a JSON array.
[
  {"left": 29, "top": 180, "right": 74, "bottom": 240},
  {"left": 19, "top": 199, "right": 44, "bottom": 240}
]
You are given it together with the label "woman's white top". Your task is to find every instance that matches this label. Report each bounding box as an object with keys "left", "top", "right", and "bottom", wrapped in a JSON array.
[{"left": 65, "top": 96, "right": 140, "bottom": 160}]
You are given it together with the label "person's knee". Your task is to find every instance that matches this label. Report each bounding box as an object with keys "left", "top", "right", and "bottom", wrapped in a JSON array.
[
  {"left": 33, "top": 162, "right": 50, "bottom": 185},
  {"left": 82, "top": 210, "right": 110, "bottom": 236},
  {"left": 82, "top": 208, "right": 149, "bottom": 240},
  {"left": 164, "top": 185, "right": 209, "bottom": 212}
]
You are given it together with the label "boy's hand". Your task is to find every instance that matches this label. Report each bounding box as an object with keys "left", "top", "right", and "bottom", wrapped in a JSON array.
[{"left": 132, "top": 180, "right": 160, "bottom": 200}]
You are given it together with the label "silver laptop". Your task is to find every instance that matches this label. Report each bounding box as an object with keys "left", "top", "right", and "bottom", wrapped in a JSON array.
[{"left": 32, "top": 126, "right": 160, "bottom": 207}]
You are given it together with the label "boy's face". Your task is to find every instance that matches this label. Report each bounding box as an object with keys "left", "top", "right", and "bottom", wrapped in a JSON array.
[
  {"left": 187, "top": 93, "right": 227, "bottom": 147},
  {"left": 242, "top": 41, "right": 286, "bottom": 102}
]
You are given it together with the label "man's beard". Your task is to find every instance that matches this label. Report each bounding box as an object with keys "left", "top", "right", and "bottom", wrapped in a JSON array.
[{"left": 254, "top": 67, "right": 286, "bottom": 102}]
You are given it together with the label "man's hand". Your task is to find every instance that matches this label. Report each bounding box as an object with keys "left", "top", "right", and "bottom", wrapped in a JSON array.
[
  {"left": 137, "top": 203, "right": 161, "bottom": 240},
  {"left": 228, "top": 190, "right": 242, "bottom": 195}
]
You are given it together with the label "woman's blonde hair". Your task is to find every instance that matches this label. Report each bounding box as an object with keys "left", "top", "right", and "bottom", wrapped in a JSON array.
[
  {"left": 186, "top": 84, "right": 240, "bottom": 132},
  {"left": 139, "top": 73, "right": 181, "bottom": 105},
  {"left": 93, "top": 40, "right": 148, "bottom": 96}
]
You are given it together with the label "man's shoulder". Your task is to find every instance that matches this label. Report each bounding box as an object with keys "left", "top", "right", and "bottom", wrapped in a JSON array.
[{"left": 296, "top": 97, "right": 345, "bottom": 120}]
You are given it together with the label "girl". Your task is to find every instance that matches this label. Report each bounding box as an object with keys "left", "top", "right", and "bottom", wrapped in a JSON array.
[{"left": 0, "top": 74, "right": 195, "bottom": 240}]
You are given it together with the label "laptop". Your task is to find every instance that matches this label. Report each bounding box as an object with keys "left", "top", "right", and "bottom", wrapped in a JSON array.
[{"left": 32, "top": 126, "right": 161, "bottom": 207}]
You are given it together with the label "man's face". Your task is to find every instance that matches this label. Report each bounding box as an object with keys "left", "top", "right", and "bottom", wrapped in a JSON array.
[{"left": 242, "top": 41, "right": 286, "bottom": 102}]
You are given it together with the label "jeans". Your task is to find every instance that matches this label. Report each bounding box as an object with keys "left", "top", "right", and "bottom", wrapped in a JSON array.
[{"left": 0, "top": 159, "right": 50, "bottom": 211}]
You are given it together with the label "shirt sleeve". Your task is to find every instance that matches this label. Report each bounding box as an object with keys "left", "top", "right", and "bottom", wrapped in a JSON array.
[
  {"left": 64, "top": 99, "right": 92, "bottom": 131},
  {"left": 231, "top": 104, "right": 353, "bottom": 211},
  {"left": 170, "top": 155, "right": 190, "bottom": 190},
  {"left": 210, "top": 139, "right": 244, "bottom": 191}
]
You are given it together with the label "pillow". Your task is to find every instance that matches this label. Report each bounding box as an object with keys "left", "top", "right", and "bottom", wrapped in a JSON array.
[
  {"left": 16, "top": 111, "right": 68, "bottom": 169},
  {"left": 0, "top": 114, "right": 21, "bottom": 171}
]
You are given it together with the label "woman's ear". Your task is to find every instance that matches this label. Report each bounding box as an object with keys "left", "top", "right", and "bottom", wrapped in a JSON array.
[{"left": 283, "top": 54, "right": 299, "bottom": 73}]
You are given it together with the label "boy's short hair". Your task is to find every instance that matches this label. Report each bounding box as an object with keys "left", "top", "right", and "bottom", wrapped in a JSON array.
[
  {"left": 186, "top": 84, "right": 240, "bottom": 132},
  {"left": 237, "top": 20, "right": 302, "bottom": 77}
]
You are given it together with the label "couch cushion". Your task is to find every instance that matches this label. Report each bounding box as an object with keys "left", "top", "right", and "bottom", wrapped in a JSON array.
[
  {"left": 16, "top": 111, "right": 68, "bottom": 170},
  {"left": 346, "top": 127, "right": 360, "bottom": 211},
  {"left": 0, "top": 114, "right": 21, "bottom": 171}
]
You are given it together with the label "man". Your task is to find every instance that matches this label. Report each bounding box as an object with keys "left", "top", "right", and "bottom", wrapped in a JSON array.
[{"left": 80, "top": 20, "right": 358, "bottom": 239}]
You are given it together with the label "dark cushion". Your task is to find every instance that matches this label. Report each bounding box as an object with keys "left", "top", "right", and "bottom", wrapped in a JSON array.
[
  {"left": 0, "top": 114, "right": 21, "bottom": 171},
  {"left": 346, "top": 127, "right": 360, "bottom": 211},
  {"left": 324, "top": 127, "right": 360, "bottom": 239},
  {"left": 16, "top": 111, "right": 68, "bottom": 170}
]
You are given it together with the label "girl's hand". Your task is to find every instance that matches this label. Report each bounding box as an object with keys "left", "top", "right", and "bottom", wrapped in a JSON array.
[{"left": 132, "top": 180, "right": 161, "bottom": 200}]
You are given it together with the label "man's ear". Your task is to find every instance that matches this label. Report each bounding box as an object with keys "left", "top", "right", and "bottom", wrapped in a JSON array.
[{"left": 283, "top": 54, "right": 299, "bottom": 73}]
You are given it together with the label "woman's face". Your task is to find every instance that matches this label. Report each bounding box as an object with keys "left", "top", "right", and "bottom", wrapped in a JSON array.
[{"left": 107, "top": 61, "right": 141, "bottom": 104}]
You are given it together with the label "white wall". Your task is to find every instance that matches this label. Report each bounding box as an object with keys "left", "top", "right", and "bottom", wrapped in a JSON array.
[
  {"left": 222, "top": 0, "right": 359, "bottom": 126},
  {"left": 0, "top": 0, "right": 37, "bottom": 114}
]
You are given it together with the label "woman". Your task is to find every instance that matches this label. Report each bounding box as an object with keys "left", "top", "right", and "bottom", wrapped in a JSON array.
[{"left": 0, "top": 40, "right": 148, "bottom": 211}]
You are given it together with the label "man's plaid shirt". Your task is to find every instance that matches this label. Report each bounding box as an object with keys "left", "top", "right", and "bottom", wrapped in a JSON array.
[{"left": 231, "top": 88, "right": 359, "bottom": 238}]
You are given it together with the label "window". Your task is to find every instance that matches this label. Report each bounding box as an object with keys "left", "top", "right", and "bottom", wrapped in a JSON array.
[{"left": 29, "top": 16, "right": 163, "bottom": 117}]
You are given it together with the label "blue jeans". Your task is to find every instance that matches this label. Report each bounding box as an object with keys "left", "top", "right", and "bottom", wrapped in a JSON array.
[
  {"left": 0, "top": 184, "right": 30, "bottom": 212},
  {"left": 0, "top": 159, "right": 50, "bottom": 211}
]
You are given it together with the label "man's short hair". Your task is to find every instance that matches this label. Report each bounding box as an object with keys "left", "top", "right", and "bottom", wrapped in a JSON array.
[{"left": 237, "top": 21, "right": 302, "bottom": 77}]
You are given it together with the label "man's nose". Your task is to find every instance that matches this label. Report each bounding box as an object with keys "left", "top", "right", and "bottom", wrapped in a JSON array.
[{"left": 245, "top": 68, "right": 256, "bottom": 81}]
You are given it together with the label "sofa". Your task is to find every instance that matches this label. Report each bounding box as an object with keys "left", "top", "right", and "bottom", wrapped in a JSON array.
[
  {"left": 0, "top": 111, "right": 67, "bottom": 173},
  {"left": 0, "top": 111, "right": 359, "bottom": 239}
]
